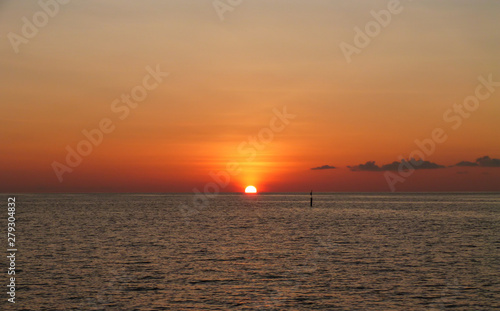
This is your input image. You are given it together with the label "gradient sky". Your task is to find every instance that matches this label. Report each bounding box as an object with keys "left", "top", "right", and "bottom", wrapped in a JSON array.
[{"left": 1, "top": 0, "right": 499, "bottom": 193}]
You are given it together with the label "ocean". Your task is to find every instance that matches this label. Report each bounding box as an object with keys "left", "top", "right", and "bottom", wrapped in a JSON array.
[{"left": 4, "top": 193, "right": 500, "bottom": 310}]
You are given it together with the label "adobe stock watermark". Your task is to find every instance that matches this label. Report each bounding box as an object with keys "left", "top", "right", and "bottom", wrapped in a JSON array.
[
  {"left": 385, "top": 74, "right": 499, "bottom": 191},
  {"left": 178, "top": 106, "right": 296, "bottom": 221},
  {"left": 51, "top": 65, "right": 169, "bottom": 182},
  {"left": 340, "top": 0, "right": 413, "bottom": 63},
  {"left": 213, "top": 0, "right": 244, "bottom": 21},
  {"left": 7, "top": 0, "right": 71, "bottom": 54}
]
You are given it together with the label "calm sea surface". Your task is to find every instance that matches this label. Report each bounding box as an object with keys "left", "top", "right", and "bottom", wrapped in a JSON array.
[{"left": 4, "top": 193, "right": 500, "bottom": 310}]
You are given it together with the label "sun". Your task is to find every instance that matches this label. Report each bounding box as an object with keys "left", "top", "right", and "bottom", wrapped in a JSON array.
[{"left": 244, "top": 185, "right": 257, "bottom": 194}]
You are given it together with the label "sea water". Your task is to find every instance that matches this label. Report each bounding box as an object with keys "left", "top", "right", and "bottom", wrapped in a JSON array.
[{"left": 4, "top": 193, "right": 500, "bottom": 310}]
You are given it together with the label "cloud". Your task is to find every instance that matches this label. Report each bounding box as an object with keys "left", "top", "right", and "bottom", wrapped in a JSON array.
[
  {"left": 311, "top": 165, "right": 336, "bottom": 170},
  {"left": 349, "top": 159, "right": 445, "bottom": 172},
  {"left": 407, "top": 159, "right": 446, "bottom": 170},
  {"left": 476, "top": 156, "right": 500, "bottom": 167},
  {"left": 453, "top": 156, "right": 500, "bottom": 167},
  {"left": 341, "top": 156, "right": 500, "bottom": 172},
  {"left": 455, "top": 161, "right": 478, "bottom": 167},
  {"left": 348, "top": 161, "right": 381, "bottom": 171}
]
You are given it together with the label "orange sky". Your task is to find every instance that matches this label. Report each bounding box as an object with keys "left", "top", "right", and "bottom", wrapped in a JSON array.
[{"left": 1, "top": 0, "right": 499, "bottom": 193}]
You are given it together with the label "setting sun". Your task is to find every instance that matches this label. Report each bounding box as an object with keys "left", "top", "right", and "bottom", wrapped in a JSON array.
[{"left": 245, "top": 185, "right": 257, "bottom": 194}]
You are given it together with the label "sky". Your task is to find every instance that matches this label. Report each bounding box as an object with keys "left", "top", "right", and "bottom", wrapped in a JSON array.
[{"left": 1, "top": 0, "right": 499, "bottom": 193}]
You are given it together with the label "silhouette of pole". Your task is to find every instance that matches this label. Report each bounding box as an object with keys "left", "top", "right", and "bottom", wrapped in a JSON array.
[{"left": 310, "top": 190, "right": 313, "bottom": 207}]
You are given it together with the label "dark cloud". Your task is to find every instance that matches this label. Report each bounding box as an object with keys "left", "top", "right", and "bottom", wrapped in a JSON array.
[
  {"left": 476, "top": 156, "right": 500, "bottom": 167},
  {"left": 379, "top": 161, "right": 400, "bottom": 171},
  {"left": 408, "top": 159, "right": 446, "bottom": 169},
  {"left": 344, "top": 156, "right": 500, "bottom": 172},
  {"left": 311, "top": 165, "right": 336, "bottom": 170},
  {"left": 455, "top": 161, "right": 478, "bottom": 167},
  {"left": 349, "top": 159, "right": 445, "bottom": 172},
  {"left": 453, "top": 156, "right": 500, "bottom": 167},
  {"left": 348, "top": 161, "right": 381, "bottom": 171}
]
